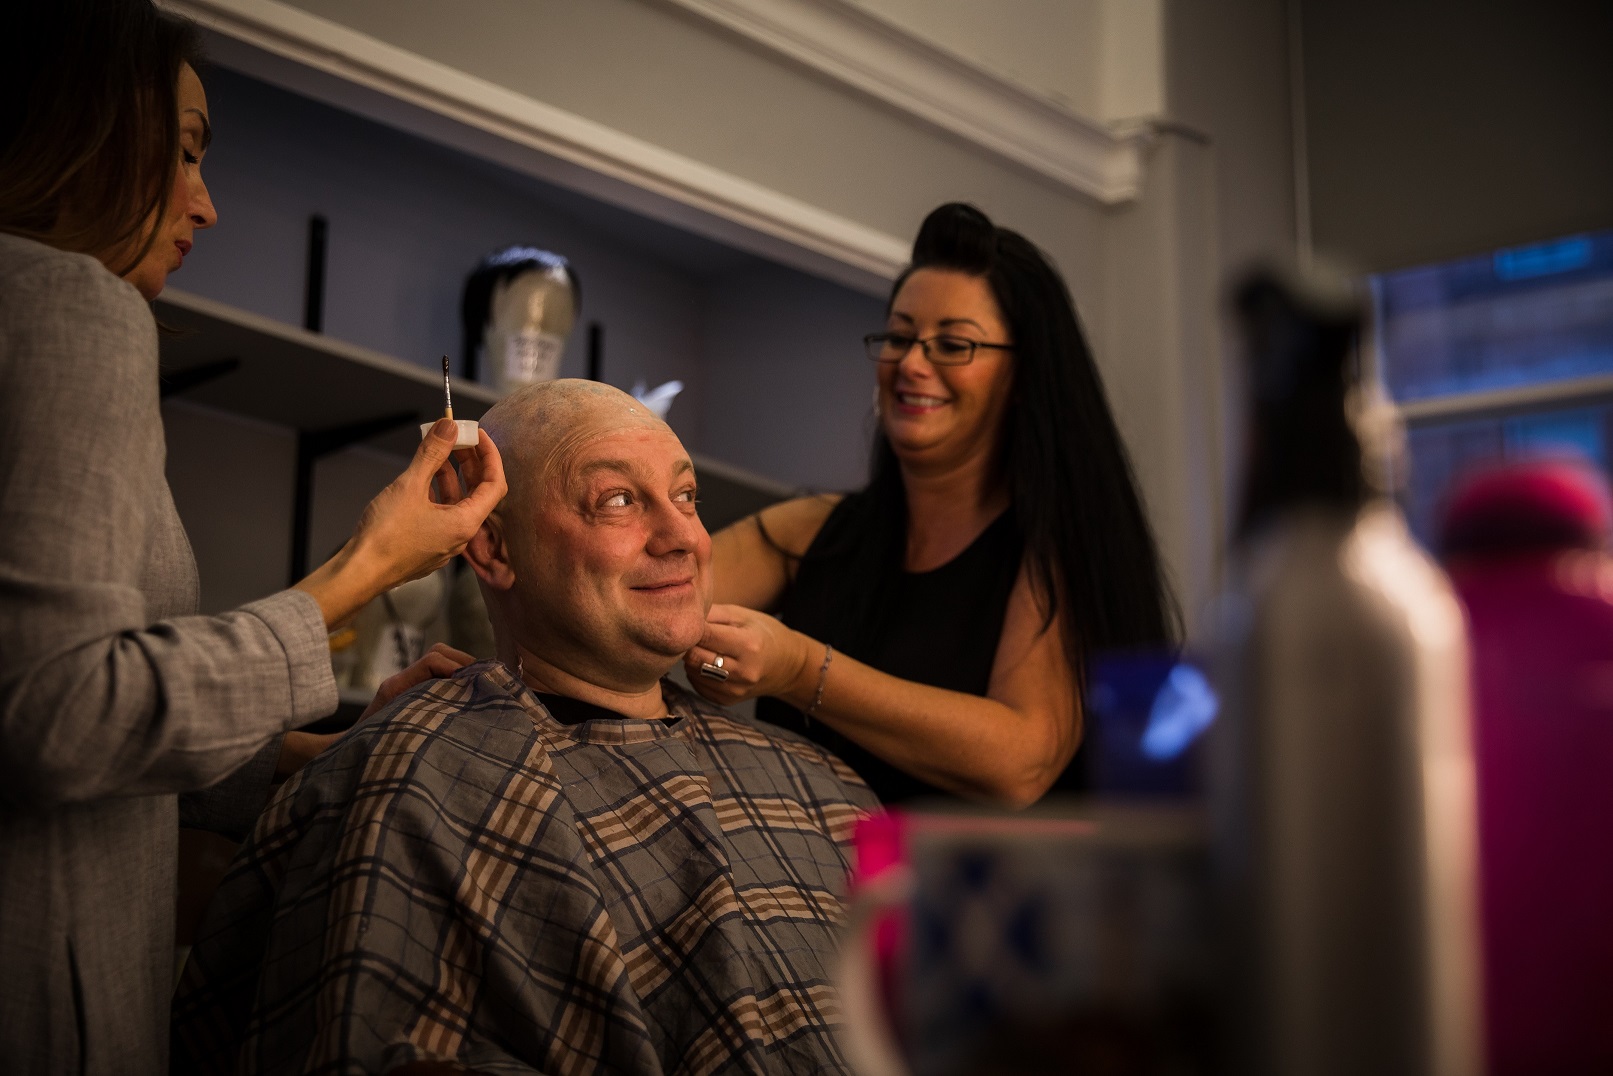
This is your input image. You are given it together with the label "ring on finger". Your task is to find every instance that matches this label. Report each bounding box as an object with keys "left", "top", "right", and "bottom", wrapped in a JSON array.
[{"left": 699, "top": 654, "right": 730, "bottom": 682}]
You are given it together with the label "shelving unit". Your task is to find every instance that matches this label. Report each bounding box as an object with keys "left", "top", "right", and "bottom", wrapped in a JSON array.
[
  {"left": 155, "top": 288, "right": 797, "bottom": 584},
  {"left": 156, "top": 288, "right": 501, "bottom": 454}
]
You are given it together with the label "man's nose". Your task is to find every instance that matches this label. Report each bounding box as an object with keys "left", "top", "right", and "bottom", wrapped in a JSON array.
[{"left": 645, "top": 498, "right": 707, "bottom": 556}]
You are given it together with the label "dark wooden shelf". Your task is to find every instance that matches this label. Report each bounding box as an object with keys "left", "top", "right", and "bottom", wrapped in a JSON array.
[{"left": 156, "top": 289, "right": 499, "bottom": 457}]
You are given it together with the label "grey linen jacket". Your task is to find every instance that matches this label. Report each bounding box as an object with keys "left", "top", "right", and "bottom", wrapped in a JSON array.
[{"left": 0, "top": 234, "right": 339, "bottom": 1074}]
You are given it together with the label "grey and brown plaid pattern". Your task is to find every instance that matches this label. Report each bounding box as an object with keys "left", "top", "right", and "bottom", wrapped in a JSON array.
[{"left": 171, "top": 664, "right": 878, "bottom": 1075}]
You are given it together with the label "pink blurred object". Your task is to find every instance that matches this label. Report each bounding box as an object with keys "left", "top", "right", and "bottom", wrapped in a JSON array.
[
  {"left": 852, "top": 811, "right": 908, "bottom": 886},
  {"left": 1442, "top": 456, "right": 1613, "bottom": 558},
  {"left": 851, "top": 811, "right": 909, "bottom": 1037},
  {"left": 1442, "top": 458, "right": 1613, "bottom": 1074}
]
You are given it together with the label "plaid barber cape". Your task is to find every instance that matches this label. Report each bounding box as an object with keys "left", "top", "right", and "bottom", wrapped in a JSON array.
[{"left": 171, "top": 663, "right": 878, "bottom": 1075}]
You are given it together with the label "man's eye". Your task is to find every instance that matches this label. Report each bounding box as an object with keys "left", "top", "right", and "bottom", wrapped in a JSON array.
[
  {"left": 932, "top": 336, "right": 974, "bottom": 358},
  {"left": 601, "top": 492, "right": 631, "bottom": 508},
  {"left": 676, "top": 487, "right": 699, "bottom": 504}
]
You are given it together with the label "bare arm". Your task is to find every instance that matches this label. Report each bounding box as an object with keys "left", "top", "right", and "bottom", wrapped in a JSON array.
[
  {"left": 686, "top": 563, "right": 1081, "bottom": 809},
  {"left": 709, "top": 494, "right": 841, "bottom": 610}
]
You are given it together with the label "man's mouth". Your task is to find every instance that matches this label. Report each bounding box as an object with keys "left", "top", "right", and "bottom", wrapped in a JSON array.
[
  {"left": 631, "top": 577, "right": 695, "bottom": 593},
  {"left": 175, "top": 238, "right": 192, "bottom": 262}
]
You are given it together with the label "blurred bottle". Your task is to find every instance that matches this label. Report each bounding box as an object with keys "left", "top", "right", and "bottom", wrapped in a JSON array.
[
  {"left": 1211, "top": 266, "right": 1482, "bottom": 1076},
  {"left": 1439, "top": 459, "right": 1613, "bottom": 1075}
]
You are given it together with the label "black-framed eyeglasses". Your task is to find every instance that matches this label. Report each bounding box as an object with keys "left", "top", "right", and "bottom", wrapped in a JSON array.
[{"left": 863, "top": 332, "right": 1013, "bottom": 366}]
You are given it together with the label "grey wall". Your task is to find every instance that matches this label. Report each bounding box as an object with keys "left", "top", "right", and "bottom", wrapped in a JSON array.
[
  {"left": 1163, "top": 0, "right": 1300, "bottom": 586},
  {"left": 843, "top": 0, "right": 1107, "bottom": 116},
  {"left": 274, "top": 0, "right": 1113, "bottom": 305},
  {"left": 699, "top": 264, "right": 884, "bottom": 493},
  {"left": 1301, "top": 0, "right": 1613, "bottom": 272},
  {"left": 162, "top": 402, "right": 293, "bottom": 614},
  {"left": 1100, "top": 134, "right": 1229, "bottom": 628},
  {"left": 1167, "top": 0, "right": 1298, "bottom": 276}
]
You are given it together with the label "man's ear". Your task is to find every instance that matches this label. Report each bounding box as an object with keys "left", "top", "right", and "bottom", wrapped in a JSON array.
[{"left": 463, "top": 511, "right": 516, "bottom": 591}]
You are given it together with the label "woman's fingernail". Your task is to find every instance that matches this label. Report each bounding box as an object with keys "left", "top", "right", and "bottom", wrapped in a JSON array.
[{"left": 431, "top": 418, "right": 456, "bottom": 441}]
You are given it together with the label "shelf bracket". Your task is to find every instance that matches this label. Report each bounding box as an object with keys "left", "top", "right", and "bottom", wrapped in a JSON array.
[
  {"left": 305, "top": 214, "right": 328, "bottom": 333},
  {"left": 159, "top": 357, "right": 242, "bottom": 399},
  {"left": 289, "top": 411, "right": 418, "bottom": 585}
]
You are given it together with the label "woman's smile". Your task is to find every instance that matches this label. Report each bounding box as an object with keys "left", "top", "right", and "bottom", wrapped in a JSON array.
[{"left": 893, "top": 389, "right": 951, "bottom": 414}]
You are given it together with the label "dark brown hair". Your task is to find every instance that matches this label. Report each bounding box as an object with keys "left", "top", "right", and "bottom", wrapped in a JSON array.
[{"left": 0, "top": 0, "right": 203, "bottom": 274}]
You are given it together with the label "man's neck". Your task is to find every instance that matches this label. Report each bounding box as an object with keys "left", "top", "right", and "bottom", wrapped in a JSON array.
[{"left": 504, "top": 643, "right": 670, "bottom": 721}]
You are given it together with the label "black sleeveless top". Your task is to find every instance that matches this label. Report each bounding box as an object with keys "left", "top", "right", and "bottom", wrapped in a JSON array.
[{"left": 756, "top": 493, "right": 1023, "bottom": 804}]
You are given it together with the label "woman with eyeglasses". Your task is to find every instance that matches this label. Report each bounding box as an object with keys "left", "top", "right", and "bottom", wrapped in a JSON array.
[
  {"left": 0, "top": 2, "right": 504, "bottom": 1069},
  {"left": 684, "top": 203, "right": 1177, "bottom": 807}
]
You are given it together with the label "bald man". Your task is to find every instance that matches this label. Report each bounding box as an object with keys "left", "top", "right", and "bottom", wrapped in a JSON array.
[{"left": 172, "top": 381, "right": 877, "bottom": 1076}]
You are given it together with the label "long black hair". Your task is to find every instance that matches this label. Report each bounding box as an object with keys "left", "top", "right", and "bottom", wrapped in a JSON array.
[
  {"left": 0, "top": 0, "right": 202, "bottom": 273},
  {"left": 835, "top": 203, "right": 1179, "bottom": 680}
]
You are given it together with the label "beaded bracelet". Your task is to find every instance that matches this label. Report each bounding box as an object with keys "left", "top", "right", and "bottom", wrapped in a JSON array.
[{"left": 802, "top": 643, "right": 833, "bottom": 727}]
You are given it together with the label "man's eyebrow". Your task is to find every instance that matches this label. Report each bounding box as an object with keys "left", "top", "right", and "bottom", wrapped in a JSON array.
[
  {"left": 574, "top": 456, "right": 695, "bottom": 482},
  {"left": 184, "top": 108, "right": 212, "bottom": 151},
  {"left": 576, "top": 458, "right": 636, "bottom": 479}
]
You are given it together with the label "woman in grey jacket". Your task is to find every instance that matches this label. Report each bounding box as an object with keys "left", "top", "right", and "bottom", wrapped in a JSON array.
[{"left": 0, "top": 3, "right": 508, "bottom": 1071}]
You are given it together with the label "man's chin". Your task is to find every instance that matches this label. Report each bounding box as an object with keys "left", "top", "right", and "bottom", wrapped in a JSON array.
[
  {"left": 630, "top": 610, "right": 705, "bottom": 654},
  {"left": 644, "top": 631, "right": 704, "bottom": 667}
]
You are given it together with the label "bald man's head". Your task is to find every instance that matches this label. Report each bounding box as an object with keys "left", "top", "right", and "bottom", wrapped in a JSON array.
[
  {"left": 467, "top": 379, "right": 712, "bottom": 692},
  {"left": 482, "top": 379, "right": 672, "bottom": 512}
]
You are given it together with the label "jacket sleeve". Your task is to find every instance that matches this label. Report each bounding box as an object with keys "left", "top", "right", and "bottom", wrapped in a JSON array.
[{"left": 0, "top": 250, "right": 337, "bottom": 810}]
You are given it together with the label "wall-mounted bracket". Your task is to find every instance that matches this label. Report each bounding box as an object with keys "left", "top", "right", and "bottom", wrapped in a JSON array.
[
  {"left": 587, "top": 322, "right": 603, "bottom": 382},
  {"left": 304, "top": 214, "right": 328, "bottom": 333}
]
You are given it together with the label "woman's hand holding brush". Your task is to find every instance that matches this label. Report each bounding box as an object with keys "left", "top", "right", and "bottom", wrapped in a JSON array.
[{"left": 293, "top": 356, "right": 507, "bottom": 628}]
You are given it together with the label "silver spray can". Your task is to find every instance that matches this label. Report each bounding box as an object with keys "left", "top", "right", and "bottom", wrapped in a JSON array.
[{"left": 1211, "top": 267, "right": 1482, "bottom": 1076}]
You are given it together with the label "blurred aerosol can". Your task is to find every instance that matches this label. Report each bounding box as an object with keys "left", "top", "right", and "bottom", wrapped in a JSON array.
[{"left": 1209, "top": 266, "right": 1482, "bottom": 1076}]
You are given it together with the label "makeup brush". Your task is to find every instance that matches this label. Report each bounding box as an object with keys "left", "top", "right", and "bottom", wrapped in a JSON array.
[{"left": 422, "top": 356, "right": 476, "bottom": 448}]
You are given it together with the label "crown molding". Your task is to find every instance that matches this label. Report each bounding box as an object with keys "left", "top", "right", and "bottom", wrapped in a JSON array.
[
  {"left": 656, "top": 0, "right": 1153, "bottom": 203},
  {"left": 159, "top": 0, "right": 910, "bottom": 294}
]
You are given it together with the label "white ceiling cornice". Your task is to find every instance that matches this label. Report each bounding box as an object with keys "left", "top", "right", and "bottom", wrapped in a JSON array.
[
  {"left": 656, "top": 0, "right": 1153, "bottom": 204},
  {"left": 159, "top": 0, "right": 911, "bottom": 294}
]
